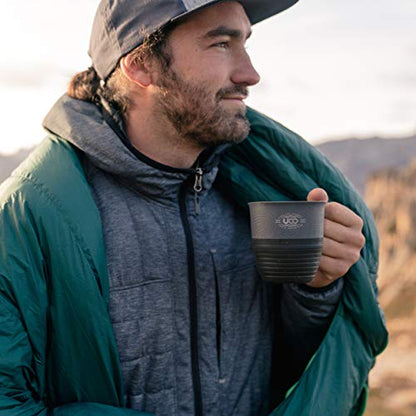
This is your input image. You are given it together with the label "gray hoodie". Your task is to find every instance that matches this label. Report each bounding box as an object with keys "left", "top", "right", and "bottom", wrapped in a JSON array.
[{"left": 43, "top": 94, "right": 342, "bottom": 416}]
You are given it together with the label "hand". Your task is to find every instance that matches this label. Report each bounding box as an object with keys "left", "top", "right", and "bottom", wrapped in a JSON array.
[{"left": 306, "top": 188, "right": 365, "bottom": 288}]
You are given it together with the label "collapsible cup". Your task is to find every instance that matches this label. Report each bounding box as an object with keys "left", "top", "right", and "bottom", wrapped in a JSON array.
[{"left": 249, "top": 201, "right": 325, "bottom": 284}]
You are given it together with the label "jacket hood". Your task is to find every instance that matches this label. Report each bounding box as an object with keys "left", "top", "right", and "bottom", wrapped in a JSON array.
[{"left": 42, "top": 94, "right": 228, "bottom": 202}]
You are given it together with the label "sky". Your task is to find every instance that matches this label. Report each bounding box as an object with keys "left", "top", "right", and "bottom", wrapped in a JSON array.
[{"left": 0, "top": 0, "right": 415, "bottom": 154}]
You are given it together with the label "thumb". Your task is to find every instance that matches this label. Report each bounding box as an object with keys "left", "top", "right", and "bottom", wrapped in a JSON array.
[{"left": 307, "top": 188, "right": 329, "bottom": 202}]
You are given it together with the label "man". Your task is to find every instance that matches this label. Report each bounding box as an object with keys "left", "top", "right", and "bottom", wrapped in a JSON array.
[{"left": 0, "top": 1, "right": 387, "bottom": 415}]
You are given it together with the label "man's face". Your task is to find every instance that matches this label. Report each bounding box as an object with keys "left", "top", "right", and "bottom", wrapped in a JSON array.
[{"left": 153, "top": 1, "right": 260, "bottom": 147}]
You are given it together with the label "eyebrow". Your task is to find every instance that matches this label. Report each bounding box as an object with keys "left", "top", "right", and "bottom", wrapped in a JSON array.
[{"left": 202, "top": 25, "right": 252, "bottom": 41}]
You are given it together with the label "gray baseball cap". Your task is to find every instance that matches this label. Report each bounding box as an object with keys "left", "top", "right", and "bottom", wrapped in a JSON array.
[{"left": 89, "top": 0, "right": 299, "bottom": 81}]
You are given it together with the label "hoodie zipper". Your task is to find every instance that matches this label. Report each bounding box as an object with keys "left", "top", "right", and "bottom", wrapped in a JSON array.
[
  {"left": 193, "top": 167, "right": 204, "bottom": 216},
  {"left": 179, "top": 167, "right": 204, "bottom": 416}
]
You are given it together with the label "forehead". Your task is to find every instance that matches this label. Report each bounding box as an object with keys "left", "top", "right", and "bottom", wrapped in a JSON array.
[{"left": 173, "top": 1, "right": 251, "bottom": 37}]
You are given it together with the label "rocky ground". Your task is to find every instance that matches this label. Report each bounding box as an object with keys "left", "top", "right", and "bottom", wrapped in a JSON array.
[{"left": 365, "top": 162, "right": 416, "bottom": 415}]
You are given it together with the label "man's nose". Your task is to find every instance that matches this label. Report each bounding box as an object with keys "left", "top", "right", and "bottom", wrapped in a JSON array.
[{"left": 231, "top": 50, "right": 261, "bottom": 86}]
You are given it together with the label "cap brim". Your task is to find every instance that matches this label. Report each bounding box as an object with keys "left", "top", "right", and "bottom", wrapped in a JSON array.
[
  {"left": 172, "top": 0, "right": 299, "bottom": 25},
  {"left": 242, "top": 0, "right": 299, "bottom": 24}
]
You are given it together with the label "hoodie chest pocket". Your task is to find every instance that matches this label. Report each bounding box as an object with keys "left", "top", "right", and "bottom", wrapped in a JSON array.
[
  {"left": 210, "top": 248, "right": 274, "bottom": 381},
  {"left": 109, "top": 278, "right": 174, "bottom": 361},
  {"left": 210, "top": 248, "right": 262, "bottom": 330}
]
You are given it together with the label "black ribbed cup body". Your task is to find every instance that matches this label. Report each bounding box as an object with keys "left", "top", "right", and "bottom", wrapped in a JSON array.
[{"left": 249, "top": 201, "right": 325, "bottom": 284}]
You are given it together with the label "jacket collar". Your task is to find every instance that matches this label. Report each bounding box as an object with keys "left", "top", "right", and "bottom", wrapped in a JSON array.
[{"left": 43, "top": 94, "right": 231, "bottom": 203}]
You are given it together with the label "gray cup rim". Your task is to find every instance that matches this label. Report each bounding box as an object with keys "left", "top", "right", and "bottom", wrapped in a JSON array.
[{"left": 248, "top": 201, "right": 326, "bottom": 206}]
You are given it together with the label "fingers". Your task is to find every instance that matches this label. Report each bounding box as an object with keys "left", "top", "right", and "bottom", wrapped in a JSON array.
[
  {"left": 304, "top": 188, "right": 366, "bottom": 288},
  {"left": 322, "top": 237, "right": 362, "bottom": 264},
  {"left": 324, "top": 202, "right": 364, "bottom": 229},
  {"left": 307, "top": 188, "right": 363, "bottom": 229},
  {"left": 324, "top": 218, "right": 366, "bottom": 247}
]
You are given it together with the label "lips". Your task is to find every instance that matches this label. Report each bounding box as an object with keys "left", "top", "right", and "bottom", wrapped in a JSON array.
[
  {"left": 222, "top": 95, "right": 247, "bottom": 101},
  {"left": 217, "top": 86, "right": 249, "bottom": 101}
]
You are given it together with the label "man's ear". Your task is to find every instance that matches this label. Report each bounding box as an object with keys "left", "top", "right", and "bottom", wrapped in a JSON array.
[{"left": 120, "top": 54, "right": 152, "bottom": 88}]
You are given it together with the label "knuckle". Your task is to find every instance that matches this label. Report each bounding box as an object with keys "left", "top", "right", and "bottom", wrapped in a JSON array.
[
  {"left": 352, "top": 250, "right": 361, "bottom": 263},
  {"left": 356, "top": 216, "right": 364, "bottom": 229},
  {"left": 346, "top": 246, "right": 360, "bottom": 264}
]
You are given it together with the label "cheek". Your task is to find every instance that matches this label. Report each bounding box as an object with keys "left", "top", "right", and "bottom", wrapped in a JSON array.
[{"left": 173, "top": 52, "right": 229, "bottom": 85}]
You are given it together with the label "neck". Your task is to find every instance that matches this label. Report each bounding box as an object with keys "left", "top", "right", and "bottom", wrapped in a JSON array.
[{"left": 125, "top": 103, "right": 205, "bottom": 169}]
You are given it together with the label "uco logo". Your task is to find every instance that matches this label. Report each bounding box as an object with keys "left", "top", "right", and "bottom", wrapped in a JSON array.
[{"left": 276, "top": 213, "right": 306, "bottom": 230}]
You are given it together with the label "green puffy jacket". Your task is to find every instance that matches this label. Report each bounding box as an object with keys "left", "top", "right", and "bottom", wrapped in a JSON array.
[{"left": 0, "top": 108, "right": 387, "bottom": 415}]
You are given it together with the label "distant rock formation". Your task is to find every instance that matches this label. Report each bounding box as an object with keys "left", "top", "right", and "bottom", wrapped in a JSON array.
[
  {"left": 317, "top": 135, "right": 416, "bottom": 194},
  {"left": 365, "top": 161, "right": 416, "bottom": 416},
  {"left": 366, "top": 160, "right": 416, "bottom": 307}
]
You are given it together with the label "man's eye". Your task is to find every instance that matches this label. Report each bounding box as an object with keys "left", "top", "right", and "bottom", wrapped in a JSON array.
[{"left": 212, "top": 41, "right": 229, "bottom": 49}]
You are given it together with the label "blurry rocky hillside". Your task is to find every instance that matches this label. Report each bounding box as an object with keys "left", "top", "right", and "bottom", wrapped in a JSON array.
[
  {"left": 364, "top": 161, "right": 416, "bottom": 416},
  {"left": 316, "top": 135, "right": 416, "bottom": 194}
]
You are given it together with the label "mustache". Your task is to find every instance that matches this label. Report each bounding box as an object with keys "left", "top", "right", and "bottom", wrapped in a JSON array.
[{"left": 216, "top": 85, "right": 249, "bottom": 101}]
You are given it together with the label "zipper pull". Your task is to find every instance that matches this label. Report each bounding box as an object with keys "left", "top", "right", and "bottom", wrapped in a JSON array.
[{"left": 193, "top": 167, "right": 204, "bottom": 216}]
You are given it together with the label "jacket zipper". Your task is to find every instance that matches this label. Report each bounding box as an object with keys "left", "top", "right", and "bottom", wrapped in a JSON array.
[
  {"left": 193, "top": 167, "right": 204, "bottom": 216},
  {"left": 179, "top": 167, "right": 204, "bottom": 416}
]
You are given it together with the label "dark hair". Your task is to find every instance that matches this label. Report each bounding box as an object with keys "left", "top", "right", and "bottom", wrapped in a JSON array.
[{"left": 68, "top": 26, "right": 174, "bottom": 116}]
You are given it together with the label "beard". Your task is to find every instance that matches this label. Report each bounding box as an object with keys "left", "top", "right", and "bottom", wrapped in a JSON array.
[{"left": 154, "top": 68, "right": 251, "bottom": 147}]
